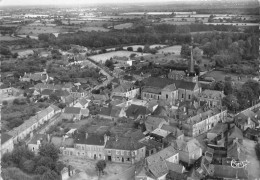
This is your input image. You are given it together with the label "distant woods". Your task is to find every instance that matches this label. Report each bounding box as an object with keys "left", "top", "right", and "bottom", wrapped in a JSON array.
[{"left": 36, "top": 24, "right": 258, "bottom": 50}]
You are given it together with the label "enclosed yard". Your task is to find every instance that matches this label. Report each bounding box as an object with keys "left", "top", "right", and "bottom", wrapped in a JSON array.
[
  {"left": 157, "top": 45, "right": 181, "bottom": 55},
  {"left": 114, "top": 23, "right": 133, "bottom": 30},
  {"left": 89, "top": 51, "right": 150, "bottom": 63}
]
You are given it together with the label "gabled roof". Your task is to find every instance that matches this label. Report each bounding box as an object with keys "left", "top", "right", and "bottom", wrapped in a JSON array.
[
  {"left": 1, "top": 133, "right": 13, "bottom": 145},
  {"left": 172, "top": 139, "right": 201, "bottom": 153},
  {"left": 143, "top": 77, "right": 198, "bottom": 91},
  {"left": 152, "top": 106, "right": 168, "bottom": 117},
  {"left": 124, "top": 129, "right": 145, "bottom": 141},
  {"left": 78, "top": 98, "right": 90, "bottom": 106},
  {"left": 41, "top": 89, "right": 54, "bottom": 96},
  {"left": 227, "top": 141, "right": 247, "bottom": 161},
  {"left": 99, "top": 106, "right": 122, "bottom": 118},
  {"left": 162, "top": 125, "right": 183, "bottom": 138},
  {"left": 146, "top": 145, "right": 179, "bottom": 178},
  {"left": 105, "top": 137, "right": 144, "bottom": 150},
  {"left": 213, "top": 165, "right": 248, "bottom": 179},
  {"left": 74, "top": 133, "right": 105, "bottom": 146},
  {"left": 54, "top": 89, "right": 70, "bottom": 97},
  {"left": 64, "top": 107, "right": 81, "bottom": 114},
  {"left": 145, "top": 116, "right": 168, "bottom": 132},
  {"left": 228, "top": 125, "right": 243, "bottom": 140},
  {"left": 168, "top": 70, "right": 186, "bottom": 76},
  {"left": 167, "top": 170, "right": 188, "bottom": 180},
  {"left": 126, "top": 104, "right": 150, "bottom": 119},
  {"left": 208, "top": 123, "right": 228, "bottom": 135},
  {"left": 113, "top": 82, "right": 136, "bottom": 93}
]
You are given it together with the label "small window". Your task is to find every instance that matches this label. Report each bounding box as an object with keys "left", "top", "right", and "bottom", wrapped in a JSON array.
[
  {"left": 166, "top": 94, "right": 168, "bottom": 99},
  {"left": 182, "top": 94, "right": 184, "bottom": 98},
  {"left": 188, "top": 95, "right": 191, "bottom": 99}
]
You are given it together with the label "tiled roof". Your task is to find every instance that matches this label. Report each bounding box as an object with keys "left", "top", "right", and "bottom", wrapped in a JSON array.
[
  {"left": 1, "top": 133, "right": 13, "bottom": 145},
  {"left": 78, "top": 98, "right": 90, "bottom": 106},
  {"left": 126, "top": 104, "right": 150, "bottom": 119},
  {"left": 167, "top": 170, "right": 188, "bottom": 180},
  {"left": 140, "top": 138, "right": 163, "bottom": 150},
  {"left": 124, "top": 129, "right": 145, "bottom": 141},
  {"left": 142, "top": 87, "right": 161, "bottom": 94},
  {"left": 213, "top": 165, "right": 248, "bottom": 179},
  {"left": 143, "top": 77, "right": 198, "bottom": 91},
  {"left": 24, "top": 72, "right": 47, "bottom": 81},
  {"left": 80, "top": 108, "right": 89, "bottom": 115},
  {"left": 172, "top": 139, "right": 201, "bottom": 153},
  {"left": 244, "top": 128, "right": 260, "bottom": 136},
  {"left": 161, "top": 125, "right": 183, "bottom": 137},
  {"left": 198, "top": 89, "right": 225, "bottom": 100},
  {"left": 163, "top": 84, "right": 177, "bottom": 91},
  {"left": 227, "top": 141, "right": 247, "bottom": 161},
  {"left": 208, "top": 123, "right": 228, "bottom": 135},
  {"left": 166, "top": 162, "right": 184, "bottom": 174},
  {"left": 50, "top": 104, "right": 60, "bottom": 112},
  {"left": 152, "top": 106, "right": 168, "bottom": 117},
  {"left": 54, "top": 89, "right": 70, "bottom": 97},
  {"left": 145, "top": 116, "right": 168, "bottom": 132},
  {"left": 228, "top": 125, "right": 243, "bottom": 140},
  {"left": 64, "top": 107, "right": 81, "bottom": 114},
  {"left": 105, "top": 137, "right": 144, "bottom": 150},
  {"left": 41, "top": 89, "right": 54, "bottom": 95},
  {"left": 99, "top": 106, "right": 122, "bottom": 118},
  {"left": 146, "top": 145, "right": 179, "bottom": 178},
  {"left": 74, "top": 133, "right": 105, "bottom": 146},
  {"left": 7, "top": 106, "right": 54, "bottom": 137}
]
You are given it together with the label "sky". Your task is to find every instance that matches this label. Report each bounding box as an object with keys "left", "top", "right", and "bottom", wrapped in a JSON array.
[{"left": 0, "top": 0, "right": 212, "bottom": 6}]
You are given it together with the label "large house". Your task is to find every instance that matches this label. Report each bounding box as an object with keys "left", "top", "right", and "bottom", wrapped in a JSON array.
[
  {"left": 172, "top": 139, "right": 202, "bottom": 165},
  {"left": 62, "top": 133, "right": 108, "bottom": 160},
  {"left": 181, "top": 107, "right": 227, "bottom": 137},
  {"left": 104, "top": 136, "right": 146, "bottom": 164},
  {"left": 234, "top": 110, "right": 259, "bottom": 131},
  {"left": 20, "top": 71, "right": 48, "bottom": 83},
  {"left": 145, "top": 145, "right": 184, "bottom": 180},
  {"left": 111, "top": 82, "right": 140, "bottom": 99},
  {"left": 198, "top": 90, "right": 225, "bottom": 107},
  {"left": 141, "top": 77, "right": 201, "bottom": 105}
]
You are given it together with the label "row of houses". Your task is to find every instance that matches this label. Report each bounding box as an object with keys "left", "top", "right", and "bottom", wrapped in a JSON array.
[{"left": 1, "top": 104, "right": 61, "bottom": 155}]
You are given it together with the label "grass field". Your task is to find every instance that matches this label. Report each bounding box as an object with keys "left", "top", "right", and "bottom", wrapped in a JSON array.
[
  {"left": 89, "top": 51, "right": 150, "bottom": 63},
  {"left": 149, "top": 44, "right": 167, "bottom": 49},
  {"left": 114, "top": 23, "right": 133, "bottom": 30},
  {"left": 157, "top": 45, "right": 181, "bottom": 55}
]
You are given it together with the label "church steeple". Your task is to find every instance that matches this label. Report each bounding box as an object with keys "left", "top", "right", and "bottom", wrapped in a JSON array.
[{"left": 188, "top": 37, "right": 195, "bottom": 75}]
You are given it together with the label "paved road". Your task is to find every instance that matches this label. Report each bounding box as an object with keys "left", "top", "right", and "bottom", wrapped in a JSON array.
[{"left": 82, "top": 59, "right": 114, "bottom": 91}]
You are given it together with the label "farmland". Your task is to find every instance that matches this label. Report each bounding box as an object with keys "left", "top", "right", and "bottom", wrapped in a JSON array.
[
  {"left": 89, "top": 51, "right": 150, "bottom": 63},
  {"left": 78, "top": 26, "right": 109, "bottom": 32},
  {"left": 17, "top": 25, "right": 73, "bottom": 36},
  {"left": 133, "top": 53, "right": 183, "bottom": 64},
  {"left": 0, "top": 35, "right": 21, "bottom": 41}
]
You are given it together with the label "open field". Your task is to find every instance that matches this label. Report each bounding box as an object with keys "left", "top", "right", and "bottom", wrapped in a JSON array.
[
  {"left": 89, "top": 51, "right": 150, "bottom": 63},
  {"left": 114, "top": 23, "right": 133, "bottom": 30},
  {"left": 157, "top": 45, "right": 181, "bottom": 55},
  {"left": 17, "top": 25, "right": 75, "bottom": 36}
]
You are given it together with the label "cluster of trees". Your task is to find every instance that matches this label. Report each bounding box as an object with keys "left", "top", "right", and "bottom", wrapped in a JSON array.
[
  {"left": 47, "top": 64, "right": 100, "bottom": 83},
  {"left": 192, "top": 32, "right": 259, "bottom": 70},
  {"left": 2, "top": 144, "right": 63, "bottom": 180},
  {"left": 213, "top": 79, "right": 260, "bottom": 111},
  {"left": 38, "top": 24, "right": 235, "bottom": 49}
]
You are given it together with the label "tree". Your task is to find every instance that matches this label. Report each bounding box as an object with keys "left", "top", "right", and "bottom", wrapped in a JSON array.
[
  {"left": 213, "top": 81, "right": 224, "bottom": 91},
  {"left": 222, "top": 94, "right": 239, "bottom": 112},
  {"left": 180, "top": 44, "right": 190, "bottom": 57},
  {"left": 23, "top": 160, "right": 35, "bottom": 173},
  {"left": 41, "top": 170, "right": 59, "bottom": 180},
  {"left": 202, "top": 42, "right": 217, "bottom": 58},
  {"left": 137, "top": 47, "right": 143, "bottom": 52},
  {"left": 127, "top": 47, "right": 133, "bottom": 51},
  {"left": 224, "top": 81, "right": 233, "bottom": 95},
  {"left": 96, "top": 160, "right": 106, "bottom": 176},
  {"left": 192, "top": 47, "right": 202, "bottom": 61},
  {"left": 2, "top": 100, "right": 8, "bottom": 106},
  {"left": 38, "top": 143, "right": 60, "bottom": 162}
]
